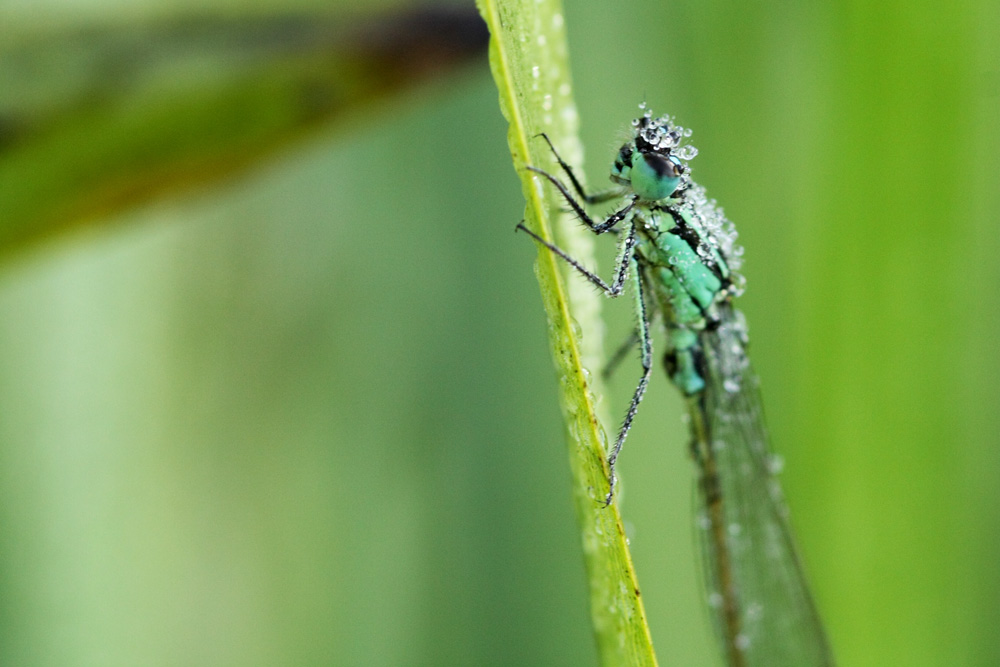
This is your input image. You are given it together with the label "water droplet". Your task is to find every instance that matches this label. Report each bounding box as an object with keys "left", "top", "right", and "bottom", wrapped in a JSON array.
[
  {"left": 677, "top": 145, "right": 699, "bottom": 160},
  {"left": 531, "top": 65, "right": 540, "bottom": 79}
]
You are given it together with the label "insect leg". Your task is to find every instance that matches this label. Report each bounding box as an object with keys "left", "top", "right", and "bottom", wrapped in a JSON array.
[
  {"left": 603, "top": 255, "right": 653, "bottom": 506},
  {"left": 536, "top": 133, "right": 621, "bottom": 204},
  {"left": 526, "top": 166, "right": 634, "bottom": 234},
  {"left": 516, "top": 219, "right": 637, "bottom": 297}
]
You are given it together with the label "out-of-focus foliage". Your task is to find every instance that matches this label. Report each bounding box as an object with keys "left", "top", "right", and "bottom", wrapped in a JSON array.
[
  {"left": 0, "top": 5, "right": 486, "bottom": 258},
  {"left": 0, "top": 1, "right": 998, "bottom": 666}
]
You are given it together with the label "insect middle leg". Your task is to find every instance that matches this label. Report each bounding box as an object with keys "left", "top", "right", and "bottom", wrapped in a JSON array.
[
  {"left": 603, "top": 255, "right": 653, "bottom": 506},
  {"left": 516, "top": 218, "right": 638, "bottom": 296}
]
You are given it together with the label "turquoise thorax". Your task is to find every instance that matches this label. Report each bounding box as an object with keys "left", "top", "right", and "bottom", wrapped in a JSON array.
[{"left": 635, "top": 207, "right": 729, "bottom": 325}]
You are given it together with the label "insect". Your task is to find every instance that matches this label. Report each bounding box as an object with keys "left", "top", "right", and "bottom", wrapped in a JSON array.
[{"left": 517, "top": 107, "right": 835, "bottom": 667}]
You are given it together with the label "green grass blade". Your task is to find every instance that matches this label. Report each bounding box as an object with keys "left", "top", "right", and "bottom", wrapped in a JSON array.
[{"left": 476, "top": 1, "right": 658, "bottom": 664}]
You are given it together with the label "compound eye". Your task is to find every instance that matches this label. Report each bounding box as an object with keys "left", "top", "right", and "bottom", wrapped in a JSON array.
[
  {"left": 643, "top": 153, "right": 682, "bottom": 180},
  {"left": 632, "top": 152, "right": 683, "bottom": 200}
]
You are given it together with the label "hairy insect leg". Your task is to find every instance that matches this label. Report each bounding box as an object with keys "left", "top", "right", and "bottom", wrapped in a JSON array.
[
  {"left": 603, "top": 256, "right": 653, "bottom": 506},
  {"left": 526, "top": 166, "right": 634, "bottom": 234},
  {"left": 536, "top": 133, "right": 621, "bottom": 204},
  {"left": 516, "top": 220, "right": 637, "bottom": 297}
]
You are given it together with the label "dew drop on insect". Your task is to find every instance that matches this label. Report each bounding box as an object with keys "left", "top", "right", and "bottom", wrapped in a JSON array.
[{"left": 677, "top": 145, "right": 699, "bottom": 160}]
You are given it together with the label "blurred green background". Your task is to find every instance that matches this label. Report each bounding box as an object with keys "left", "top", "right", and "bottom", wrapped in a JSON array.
[{"left": 2, "top": 0, "right": 999, "bottom": 665}]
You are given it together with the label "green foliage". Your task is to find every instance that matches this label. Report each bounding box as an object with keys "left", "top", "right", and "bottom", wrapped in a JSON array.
[{"left": 0, "top": 7, "right": 486, "bottom": 259}]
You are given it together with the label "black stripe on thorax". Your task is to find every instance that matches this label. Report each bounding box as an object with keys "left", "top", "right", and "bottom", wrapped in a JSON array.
[{"left": 662, "top": 207, "right": 728, "bottom": 286}]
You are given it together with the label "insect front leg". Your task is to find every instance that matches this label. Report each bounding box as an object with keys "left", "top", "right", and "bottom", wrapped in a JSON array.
[
  {"left": 525, "top": 165, "right": 635, "bottom": 234},
  {"left": 535, "top": 133, "right": 621, "bottom": 205}
]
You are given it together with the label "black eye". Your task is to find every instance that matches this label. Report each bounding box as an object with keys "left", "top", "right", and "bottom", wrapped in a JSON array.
[
  {"left": 618, "top": 144, "right": 634, "bottom": 164},
  {"left": 643, "top": 153, "right": 681, "bottom": 179}
]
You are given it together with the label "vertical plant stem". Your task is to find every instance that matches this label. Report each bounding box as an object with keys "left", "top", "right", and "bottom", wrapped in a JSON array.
[{"left": 476, "top": 0, "right": 658, "bottom": 664}]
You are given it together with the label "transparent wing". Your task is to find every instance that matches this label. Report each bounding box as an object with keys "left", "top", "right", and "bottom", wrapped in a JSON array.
[{"left": 692, "top": 305, "right": 834, "bottom": 667}]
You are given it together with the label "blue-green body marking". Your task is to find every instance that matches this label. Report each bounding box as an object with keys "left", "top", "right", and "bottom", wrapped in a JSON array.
[{"left": 518, "top": 108, "right": 835, "bottom": 667}]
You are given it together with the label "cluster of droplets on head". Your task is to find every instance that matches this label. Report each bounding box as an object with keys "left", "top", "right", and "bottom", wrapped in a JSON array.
[{"left": 633, "top": 102, "right": 700, "bottom": 163}]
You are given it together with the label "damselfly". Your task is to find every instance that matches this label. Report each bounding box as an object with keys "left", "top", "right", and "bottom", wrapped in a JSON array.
[{"left": 518, "top": 107, "right": 835, "bottom": 667}]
